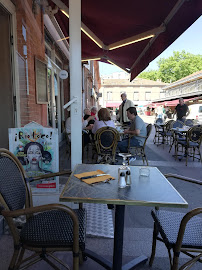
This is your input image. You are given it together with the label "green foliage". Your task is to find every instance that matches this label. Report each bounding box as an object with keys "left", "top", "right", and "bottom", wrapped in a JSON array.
[
  {"left": 138, "top": 50, "right": 202, "bottom": 83},
  {"left": 138, "top": 70, "right": 159, "bottom": 81}
]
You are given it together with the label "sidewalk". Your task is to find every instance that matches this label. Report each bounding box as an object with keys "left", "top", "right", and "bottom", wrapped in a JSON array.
[{"left": 0, "top": 119, "right": 201, "bottom": 270}]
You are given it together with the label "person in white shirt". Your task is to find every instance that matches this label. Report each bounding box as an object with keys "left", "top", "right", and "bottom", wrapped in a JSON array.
[
  {"left": 92, "top": 108, "right": 115, "bottom": 134},
  {"left": 65, "top": 114, "right": 95, "bottom": 141}
]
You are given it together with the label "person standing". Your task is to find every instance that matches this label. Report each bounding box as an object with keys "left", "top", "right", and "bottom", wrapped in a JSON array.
[
  {"left": 174, "top": 98, "right": 190, "bottom": 122},
  {"left": 119, "top": 93, "right": 134, "bottom": 125},
  {"left": 117, "top": 107, "right": 147, "bottom": 153}
]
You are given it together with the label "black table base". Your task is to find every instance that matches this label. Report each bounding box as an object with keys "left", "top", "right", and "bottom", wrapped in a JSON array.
[{"left": 84, "top": 205, "right": 148, "bottom": 270}]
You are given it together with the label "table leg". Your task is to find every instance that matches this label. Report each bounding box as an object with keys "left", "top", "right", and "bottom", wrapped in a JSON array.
[
  {"left": 113, "top": 205, "right": 148, "bottom": 270},
  {"left": 84, "top": 204, "right": 148, "bottom": 270},
  {"left": 113, "top": 205, "right": 125, "bottom": 269}
]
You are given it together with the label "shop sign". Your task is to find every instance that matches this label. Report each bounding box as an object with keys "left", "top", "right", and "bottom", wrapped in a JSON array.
[{"left": 9, "top": 122, "right": 59, "bottom": 193}]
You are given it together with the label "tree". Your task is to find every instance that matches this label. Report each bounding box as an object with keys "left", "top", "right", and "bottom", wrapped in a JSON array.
[
  {"left": 138, "top": 70, "right": 159, "bottom": 81},
  {"left": 138, "top": 51, "right": 202, "bottom": 83}
]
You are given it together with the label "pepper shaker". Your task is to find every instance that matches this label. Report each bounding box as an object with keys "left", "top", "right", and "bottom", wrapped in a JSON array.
[{"left": 125, "top": 170, "right": 131, "bottom": 186}]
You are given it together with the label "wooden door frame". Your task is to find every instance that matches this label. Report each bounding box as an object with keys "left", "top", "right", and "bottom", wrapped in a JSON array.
[{"left": 0, "top": 0, "right": 20, "bottom": 127}]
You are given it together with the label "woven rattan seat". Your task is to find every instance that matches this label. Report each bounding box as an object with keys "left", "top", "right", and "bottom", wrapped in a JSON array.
[
  {"left": 151, "top": 209, "right": 202, "bottom": 248},
  {"left": 149, "top": 174, "right": 202, "bottom": 270},
  {"left": 20, "top": 209, "right": 86, "bottom": 248},
  {"left": 0, "top": 148, "right": 86, "bottom": 270}
]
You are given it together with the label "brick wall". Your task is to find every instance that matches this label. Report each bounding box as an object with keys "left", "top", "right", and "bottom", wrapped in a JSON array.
[{"left": 16, "top": 0, "right": 47, "bottom": 126}]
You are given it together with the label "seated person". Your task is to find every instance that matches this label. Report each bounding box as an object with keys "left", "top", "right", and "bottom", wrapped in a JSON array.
[
  {"left": 91, "top": 106, "right": 98, "bottom": 120},
  {"left": 83, "top": 108, "right": 95, "bottom": 126},
  {"left": 92, "top": 108, "right": 115, "bottom": 134},
  {"left": 65, "top": 114, "right": 95, "bottom": 142},
  {"left": 117, "top": 107, "right": 147, "bottom": 153}
]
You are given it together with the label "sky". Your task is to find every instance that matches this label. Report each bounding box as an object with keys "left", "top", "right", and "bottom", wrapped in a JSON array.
[{"left": 99, "top": 15, "right": 202, "bottom": 76}]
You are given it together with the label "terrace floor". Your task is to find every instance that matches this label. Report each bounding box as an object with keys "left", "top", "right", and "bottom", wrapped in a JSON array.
[{"left": 0, "top": 115, "right": 202, "bottom": 270}]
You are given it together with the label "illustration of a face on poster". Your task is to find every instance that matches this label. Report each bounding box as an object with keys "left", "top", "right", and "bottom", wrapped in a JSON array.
[{"left": 9, "top": 122, "right": 59, "bottom": 193}]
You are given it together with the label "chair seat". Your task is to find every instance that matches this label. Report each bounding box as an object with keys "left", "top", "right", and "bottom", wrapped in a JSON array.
[
  {"left": 152, "top": 210, "right": 202, "bottom": 249},
  {"left": 20, "top": 209, "right": 86, "bottom": 248},
  {"left": 178, "top": 141, "right": 199, "bottom": 147}
]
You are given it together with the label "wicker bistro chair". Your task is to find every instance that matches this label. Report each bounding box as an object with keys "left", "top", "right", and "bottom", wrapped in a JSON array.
[
  {"left": 0, "top": 149, "right": 86, "bottom": 270},
  {"left": 153, "top": 118, "right": 164, "bottom": 145},
  {"left": 184, "top": 119, "right": 194, "bottom": 127},
  {"left": 158, "top": 120, "right": 174, "bottom": 147},
  {"left": 149, "top": 174, "right": 202, "bottom": 270},
  {"left": 176, "top": 125, "right": 202, "bottom": 166},
  {"left": 94, "top": 126, "right": 120, "bottom": 164},
  {"left": 128, "top": 124, "right": 152, "bottom": 166},
  {"left": 168, "top": 120, "right": 185, "bottom": 153}
]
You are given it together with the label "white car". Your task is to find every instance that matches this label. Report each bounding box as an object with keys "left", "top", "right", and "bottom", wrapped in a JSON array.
[{"left": 188, "top": 104, "right": 202, "bottom": 124}]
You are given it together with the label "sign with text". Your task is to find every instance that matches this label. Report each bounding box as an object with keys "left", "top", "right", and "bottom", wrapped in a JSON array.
[{"left": 9, "top": 122, "right": 59, "bottom": 193}]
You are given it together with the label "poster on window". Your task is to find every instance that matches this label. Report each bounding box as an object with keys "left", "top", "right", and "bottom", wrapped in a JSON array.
[{"left": 9, "top": 122, "right": 59, "bottom": 193}]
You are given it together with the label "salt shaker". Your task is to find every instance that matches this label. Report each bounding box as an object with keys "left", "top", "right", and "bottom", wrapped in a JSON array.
[
  {"left": 118, "top": 172, "right": 126, "bottom": 188},
  {"left": 125, "top": 170, "right": 131, "bottom": 186}
]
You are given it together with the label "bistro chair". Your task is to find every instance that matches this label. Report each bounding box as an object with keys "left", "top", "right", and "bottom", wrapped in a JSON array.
[
  {"left": 168, "top": 120, "right": 185, "bottom": 153},
  {"left": 176, "top": 125, "right": 202, "bottom": 166},
  {"left": 153, "top": 118, "right": 164, "bottom": 145},
  {"left": 0, "top": 148, "right": 86, "bottom": 270},
  {"left": 184, "top": 119, "right": 194, "bottom": 127},
  {"left": 94, "top": 126, "right": 120, "bottom": 164},
  {"left": 149, "top": 174, "right": 202, "bottom": 270},
  {"left": 158, "top": 120, "right": 174, "bottom": 147},
  {"left": 128, "top": 124, "right": 152, "bottom": 166}
]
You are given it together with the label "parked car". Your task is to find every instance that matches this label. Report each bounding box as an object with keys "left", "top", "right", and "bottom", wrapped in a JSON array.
[{"left": 188, "top": 104, "right": 202, "bottom": 123}]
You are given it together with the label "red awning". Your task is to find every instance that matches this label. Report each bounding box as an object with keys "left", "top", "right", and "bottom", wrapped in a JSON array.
[
  {"left": 106, "top": 102, "right": 121, "bottom": 108},
  {"left": 49, "top": 0, "right": 202, "bottom": 80},
  {"left": 153, "top": 96, "right": 202, "bottom": 107}
]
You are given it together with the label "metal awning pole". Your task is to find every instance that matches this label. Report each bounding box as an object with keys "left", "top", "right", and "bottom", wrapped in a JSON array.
[{"left": 69, "top": 0, "right": 82, "bottom": 169}]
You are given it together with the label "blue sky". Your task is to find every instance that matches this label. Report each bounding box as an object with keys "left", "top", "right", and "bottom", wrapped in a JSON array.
[{"left": 99, "top": 16, "right": 202, "bottom": 75}]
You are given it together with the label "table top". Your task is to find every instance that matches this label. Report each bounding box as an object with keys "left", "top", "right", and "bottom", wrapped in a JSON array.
[{"left": 60, "top": 164, "right": 188, "bottom": 208}]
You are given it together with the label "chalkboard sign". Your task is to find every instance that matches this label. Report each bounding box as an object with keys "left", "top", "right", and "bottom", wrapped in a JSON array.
[{"left": 35, "top": 57, "right": 48, "bottom": 104}]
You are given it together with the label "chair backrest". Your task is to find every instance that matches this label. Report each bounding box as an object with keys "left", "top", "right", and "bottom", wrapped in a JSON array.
[
  {"left": 171, "top": 120, "right": 184, "bottom": 128},
  {"left": 184, "top": 119, "right": 194, "bottom": 127},
  {"left": 187, "top": 125, "right": 202, "bottom": 144},
  {"left": 94, "top": 127, "right": 120, "bottom": 155},
  {"left": 142, "top": 124, "right": 152, "bottom": 147},
  {"left": 146, "top": 124, "right": 152, "bottom": 138},
  {"left": 0, "top": 149, "right": 30, "bottom": 212},
  {"left": 155, "top": 118, "right": 163, "bottom": 125},
  {"left": 164, "top": 120, "right": 174, "bottom": 131}
]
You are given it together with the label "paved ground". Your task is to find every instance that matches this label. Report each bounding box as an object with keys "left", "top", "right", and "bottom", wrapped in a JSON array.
[{"left": 0, "top": 115, "right": 202, "bottom": 270}]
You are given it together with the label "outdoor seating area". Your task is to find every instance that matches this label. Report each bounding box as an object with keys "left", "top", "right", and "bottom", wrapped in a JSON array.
[
  {"left": 153, "top": 118, "right": 202, "bottom": 166},
  {"left": 1, "top": 118, "right": 202, "bottom": 270}
]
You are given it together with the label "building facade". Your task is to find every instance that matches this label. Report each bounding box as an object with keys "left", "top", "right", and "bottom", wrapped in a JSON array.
[
  {"left": 99, "top": 72, "right": 167, "bottom": 109},
  {"left": 0, "top": 0, "right": 100, "bottom": 148}
]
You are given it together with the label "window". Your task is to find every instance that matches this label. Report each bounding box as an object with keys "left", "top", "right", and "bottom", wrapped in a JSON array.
[
  {"left": 133, "top": 92, "right": 139, "bottom": 101},
  {"left": 35, "top": 58, "right": 48, "bottom": 104},
  {"left": 145, "top": 92, "right": 151, "bottom": 101},
  {"left": 107, "top": 91, "right": 112, "bottom": 100}
]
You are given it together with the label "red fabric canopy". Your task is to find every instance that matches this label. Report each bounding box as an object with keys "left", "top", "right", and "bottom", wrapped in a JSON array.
[
  {"left": 152, "top": 96, "right": 202, "bottom": 107},
  {"left": 49, "top": 0, "right": 202, "bottom": 80}
]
